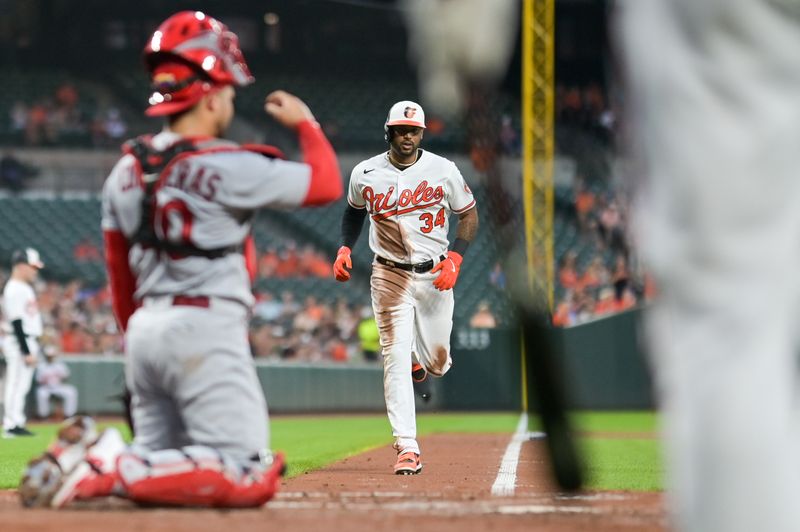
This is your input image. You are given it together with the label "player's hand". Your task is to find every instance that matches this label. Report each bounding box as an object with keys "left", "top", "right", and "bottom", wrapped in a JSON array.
[
  {"left": 333, "top": 246, "right": 352, "bottom": 282},
  {"left": 23, "top": 354, "right": 37, "bottom": 367},
  {"left": 264, "top": 90, "right": 316, "bottom": 129},
  {"left": 431, "top": 251, "right": 463, "bottom": 291}
]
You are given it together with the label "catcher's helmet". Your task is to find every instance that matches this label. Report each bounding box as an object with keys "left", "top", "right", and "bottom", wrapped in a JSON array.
[
  {"left": 11, "top": 248, "right": 44, "bottom": 269},
  {"left": 384, "top": 100, "right": 426, "bottom": 141},
  {"left": 143, "top": 11, "right": 253, "bottom": 117}
]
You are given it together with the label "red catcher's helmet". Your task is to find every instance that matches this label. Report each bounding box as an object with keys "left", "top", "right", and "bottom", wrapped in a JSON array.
[{"left": 143, "top": 11, "right": 254, "bottom": 116}]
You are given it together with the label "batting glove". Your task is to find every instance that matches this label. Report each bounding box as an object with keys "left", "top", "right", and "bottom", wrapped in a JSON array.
[
  {"left": 333, "top": 246, "right": 352, "bottom": 282},
  {"left": 431, "top": 251, "right": 463, "bottom": 291}
]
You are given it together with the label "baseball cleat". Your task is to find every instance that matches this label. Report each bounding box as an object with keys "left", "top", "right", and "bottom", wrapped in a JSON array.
[
  {"left": 394, "top": 451, "right": 423, "bottom": 475},
  {"left": 9, "top": 426, "right": 35, "bottom": 436},
  {"left": 411, "top": 362, "right": 427, "bottom": 383}
]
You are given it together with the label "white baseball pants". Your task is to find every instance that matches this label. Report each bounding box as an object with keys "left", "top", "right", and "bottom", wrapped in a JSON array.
[
  {"left": 619, "top": 1, "right": 800, "bottom": 530},
  {"left": 2, "top": 336, "right": 38, "bottom": 431},
  {"left": 371, "top": 261, "right": 454, "bottom": 454}
]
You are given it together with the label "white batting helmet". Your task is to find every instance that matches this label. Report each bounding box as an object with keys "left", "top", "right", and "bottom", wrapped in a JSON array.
[{"left": 385, "top": 100, "right": 426, "bottom": 129}]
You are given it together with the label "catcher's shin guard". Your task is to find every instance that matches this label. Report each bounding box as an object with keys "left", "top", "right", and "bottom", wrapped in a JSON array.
[{"left": 118, "top": 446, "right": 286, "bottom": 508}]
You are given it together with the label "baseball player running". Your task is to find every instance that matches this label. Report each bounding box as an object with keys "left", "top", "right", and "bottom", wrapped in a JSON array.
[
  {"left": 19, "top": 11, "right": 342, "bottom": 508},
  {"left": 333, "top": 101, "right": 479, "bottom": 474},
  {"left": 1, "top": 248, "right": 45, "bottom": 438}
]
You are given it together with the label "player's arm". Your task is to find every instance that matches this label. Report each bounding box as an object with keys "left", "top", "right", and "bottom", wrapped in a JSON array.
[
  {"left": 103, "top": 229, "right": 137, "bottom": 332},
  {"left": 243, "top": 234, "right": 257, "bottom": 284},
  {"left": 333, "top": 167, "right": 368, "bottom": 282},
  {"left": 453, "top": 206, "right": 479, "bottom": 256},
  {"left": 431, "top": 206, "right": 479, "bottom": 291},
  {"left": 264, "top": 91, "right": 343, "bottom": 206},
  {"left": 5, "top": 285, "right": 32, "bottom": 355},
  {"left": 11, "top": 319, "right": 31, "bottom": 355},
  {"left": 333, "top": 205, "right": 367, "bottom": 282},
  {"left": 101, "top": 173, "right": 137, "bottom": 332},
  {"left": 431, "top": 163, "right": 479, "bottom": 291}
]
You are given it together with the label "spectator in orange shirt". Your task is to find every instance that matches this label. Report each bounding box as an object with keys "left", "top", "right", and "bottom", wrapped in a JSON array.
[
  {"left": 257, "top": 247, "right": 279, "bottom": 278},
  {"left": 558, "top": 251, "right": 579, "bottom": 290},
  {"left": 594, "top": 287, "right": 618, "bottom": 316},
  {"left": 299, "top": 245, "right": 332, "bottom": 278},
  {"left": 60, "top": 321, "right": 93, "bottom": 354},
  {"left": 274, "top": 242, "right": 300, "bottom": 278},
  {"left": 552, "top": 296, "right": 575, "bottom": 327},
  {"left": 580, "top": 255, "right": 609, "bottom": 291},
  {"left": 329, "top": 340, "right": 348, "bottom": 362},
  {"left": 574, "top": 179, "right": 596, "bottom": 232},
  {"left": 73, "top": 238, "right": 101, "bottom": 262}
]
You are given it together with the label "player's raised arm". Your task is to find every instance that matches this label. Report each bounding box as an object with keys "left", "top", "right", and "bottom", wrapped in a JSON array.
[{"left": 264, "top": 90, "right": 343, "bottom": 206}]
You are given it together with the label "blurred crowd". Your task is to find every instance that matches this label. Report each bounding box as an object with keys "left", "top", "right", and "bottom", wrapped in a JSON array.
[
  {"left": 551, "top": 177, "right": 654, "bottom": 327},
  {"left": 0, "top": 270, "right": 121, "bottom": 356},
  {"left": 0, "top": 259, "right": 382, "bottom": 364},
  {"left": 555, "top": 82, "right": 615, "bottom": 144},
  {"left": 249, "top": 291, "right": 379, "bottom": 363},
  {"left": 7, "top": 81, "right": 128, "bottom": 148},
  {"left": 257, "top": 241, "right": 332, "bottom": 279}
]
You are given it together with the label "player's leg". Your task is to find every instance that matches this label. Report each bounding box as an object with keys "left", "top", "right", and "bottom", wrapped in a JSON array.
[
  {"left": 124, "top": 307, "right": 185, "bottom": 451},
  {"left": 35, "top": 387, "right": 51, "bottom": 419},
  {"left": 57, "top": 385, "right": 79, "bottom": 418},
  {"left": 2, "top": 337, "right": 25, "bottom": 432},
  {"left": 121, "top": 302, "right": 280, "bottom": 506},
  {"left": 371, "top": 263, "right": 418, "bottom": 459},
  {"left": 23, "top": 302, "right": 283, "bottom": 509},
  {"left": 3, "top": 338, "right": 34, "bottom": 431},
  {"left": 620, "top": 1, "right": 800, "bottom": 530},
  {"left": 412, "top": 273, "right": 454, "bottom": 378},
  {"left": 14, "top": 339, "right": 37, "bottom": 430}
]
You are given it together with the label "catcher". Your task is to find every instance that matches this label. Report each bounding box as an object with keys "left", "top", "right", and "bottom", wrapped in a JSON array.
[{"left": 19, "top": 11, "right": 342, "bottom": 508}]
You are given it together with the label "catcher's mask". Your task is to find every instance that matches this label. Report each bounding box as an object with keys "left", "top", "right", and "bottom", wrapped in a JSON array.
[{"left": 143, "top": 11, "right": 253, "bottom": 117}]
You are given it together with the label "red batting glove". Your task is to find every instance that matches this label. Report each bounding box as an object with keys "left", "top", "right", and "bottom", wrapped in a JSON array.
[
  {"left": 333, "top": 246, "right": 352, "bottom": 282},
  {"left": 431, "top": 251, "right": 463, "bottom": 291}
]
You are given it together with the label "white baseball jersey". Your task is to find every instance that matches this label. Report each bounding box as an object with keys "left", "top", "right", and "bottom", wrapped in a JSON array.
[
  {"left": 36, "top": 358, "right": 70, "bottom": 387},
  {"left": 347, "top": 150, "right": 476, "bottom": 264},
  {"left": 1, "top": 279, "right": 42, "bottom": 337},
  {"left": 101, "top": 131, "right": 313, "bottom": 307}
]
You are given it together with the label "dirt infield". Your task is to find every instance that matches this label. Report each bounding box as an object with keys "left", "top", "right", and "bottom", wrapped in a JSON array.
[{"left": 0, "top": 433, "right": 665, "bottom": 531}]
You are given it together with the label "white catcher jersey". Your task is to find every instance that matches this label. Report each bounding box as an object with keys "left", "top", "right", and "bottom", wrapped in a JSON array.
[
  {"left": 102, "top": 131, "right": 313, "bottom": 307},
  {"left": 1, "top": 279, "right": 42, "bottom": 337},
  {"left": 347, "top": 150, "right": 475, "bottom": 263}
]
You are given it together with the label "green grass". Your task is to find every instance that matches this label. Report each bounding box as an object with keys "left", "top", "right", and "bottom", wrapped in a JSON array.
[{"left": 0, "top": 412, "right": 663, "bottom": 492}]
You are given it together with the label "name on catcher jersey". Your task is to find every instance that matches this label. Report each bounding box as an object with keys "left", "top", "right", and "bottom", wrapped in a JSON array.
[
  {"left": 1, "top": 279, "right": 42, "bottom": 337},
  {"left": 347, "top": 150, "right": 476, "bottom": 263},
  {"left": 101, "top": 130, "right": 314, "bottom": 307}
]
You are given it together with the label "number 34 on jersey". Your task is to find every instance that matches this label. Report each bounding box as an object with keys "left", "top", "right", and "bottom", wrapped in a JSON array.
[{"left": 347, "top": 151, "right": 476, "bottom": 263}]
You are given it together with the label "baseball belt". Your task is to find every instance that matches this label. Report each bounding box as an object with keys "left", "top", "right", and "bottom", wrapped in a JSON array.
[{"left": 376, "top": 255, "right": 446, "bottom": 273}]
